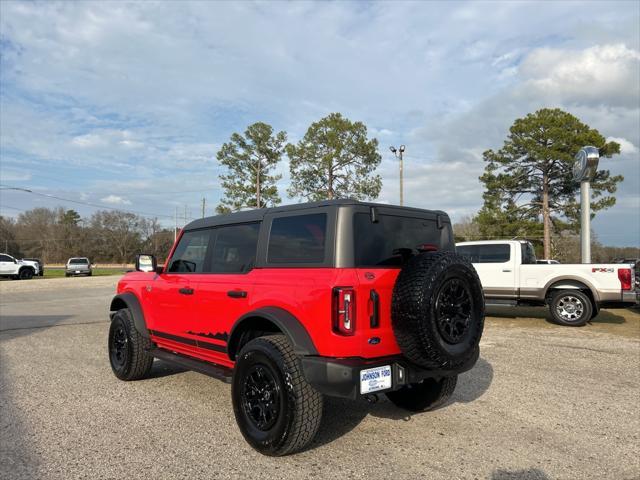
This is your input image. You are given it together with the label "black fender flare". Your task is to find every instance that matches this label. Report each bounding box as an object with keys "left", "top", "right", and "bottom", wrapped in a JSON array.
[
  {"left": 109, "top": 292, "right": 150, "bottom": 338},
  {"left": 228, "top": 306, "right": 318, "bottom": 360}
]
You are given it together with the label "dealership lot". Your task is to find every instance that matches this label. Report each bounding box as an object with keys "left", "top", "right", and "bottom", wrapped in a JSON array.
[{"left": 1, "top": 277, "right": 638, "bottom": 480}]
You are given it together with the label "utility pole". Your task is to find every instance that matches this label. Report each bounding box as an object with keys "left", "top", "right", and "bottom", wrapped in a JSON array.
[
  {"left": 389, "top": 145, "right": 405, "bottom": 206},
  {"left": 184, "top": 205, "right": 188, "bottom": 227},
  {"left": 201, "top": 198, "right": 206, "bottom": 218},
  {"left": 174, "top": 206, "right": 178, "bottom": 241}
]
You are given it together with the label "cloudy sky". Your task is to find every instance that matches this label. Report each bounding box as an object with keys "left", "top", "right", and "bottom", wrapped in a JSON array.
[{"left": 1, "top": 1, "right": 638, "bottom": 245}]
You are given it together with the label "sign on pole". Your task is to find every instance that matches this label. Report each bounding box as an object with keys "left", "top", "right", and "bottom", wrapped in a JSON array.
[{"left": 573, "top": 146, "right": 600, "bottom": 264}]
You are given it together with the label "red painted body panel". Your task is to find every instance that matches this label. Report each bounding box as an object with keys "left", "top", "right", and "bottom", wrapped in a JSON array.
[{"left": 116, "top": 265, "right": 403, "bottom": 364}]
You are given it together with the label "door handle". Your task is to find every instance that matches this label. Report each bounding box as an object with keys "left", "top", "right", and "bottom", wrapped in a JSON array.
[
  {"left": 502, "top": 269, "right": 512, "bottom": 272},
  {"left": 178, "top": 287, "right": 194, "bottom": 295},
  {"left": 227, "top": 290, "right": 247, "bottom": 298}
]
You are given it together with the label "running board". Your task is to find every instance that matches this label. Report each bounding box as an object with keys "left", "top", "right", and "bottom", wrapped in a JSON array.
[
  {"left": 485, "top": 299, "right": 518, "bottom": 307},
  {"left": 151, "top": 348, "right": 233, "bottom": 384}
]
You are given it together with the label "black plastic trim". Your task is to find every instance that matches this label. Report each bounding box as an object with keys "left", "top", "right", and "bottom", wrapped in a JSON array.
[
  {"left": 109, "top": 293, "right": 150, "bottom": 338},
  {"left": 151, "top": 348, "right": 232, "bottom": 383},
  {"left": 228, "top": 306, "right": 318, "bottom": 360},
  {"left": 301, "top": 349, "right": 479, "bottom": 400}
]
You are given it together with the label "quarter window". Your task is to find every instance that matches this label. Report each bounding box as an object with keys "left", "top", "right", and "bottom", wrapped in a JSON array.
[
  {"left": 168, "top": 230, "right": 212, "bottom": 273},
  {"left": 268, "top": 214, "right": 327, "bottom": 264},
  {"left": 210, "top": 223, "right": 260, "bottom": 273}
]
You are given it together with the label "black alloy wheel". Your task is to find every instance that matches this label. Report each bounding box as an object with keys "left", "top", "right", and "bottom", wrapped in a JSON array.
[
  {"left": 109, "top": 319, "right": 130, "bottom": 370},
  {"left": 434, "top": 278, "right": 472, "bottom": 344},
  {"left": 241, "top": 364, "right": 281, "bottom": 431}
]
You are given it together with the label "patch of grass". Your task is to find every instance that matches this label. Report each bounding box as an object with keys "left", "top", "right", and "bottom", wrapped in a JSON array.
[{"left": 42, "top": 268, "right": 127, "bottom": 278}]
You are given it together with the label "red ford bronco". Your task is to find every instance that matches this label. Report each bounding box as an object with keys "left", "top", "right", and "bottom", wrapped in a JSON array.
[{"left": 108, "top": 200, "right": 485, "bottom": 455}]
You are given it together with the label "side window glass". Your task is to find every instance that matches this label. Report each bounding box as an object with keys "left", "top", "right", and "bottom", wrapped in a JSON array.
[
  {"left": 268, "top": 214, "right": 327, "bottom": 264},
  {"left": 456, "top": 245, "right": 478, "bottom": 263},
  {"left": 0, "top": 255, "right": 12, "bottom": 262},
  {"left": 477, "top": 244, "right": 510, "bottom": 263},
  {"left": 168, "top": 230, "right": 211, "bottom": 273},
  {"left": 210, "top": 223, "right": 260, "bottom": 273}
]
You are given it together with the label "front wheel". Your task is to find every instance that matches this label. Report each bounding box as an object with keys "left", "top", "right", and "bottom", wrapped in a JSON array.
[
  {"left": 232, "top": 335, "right": 323, "bottom": 456},
  {"left": 549, "top": 290, "right": 592, "bottom": 326},
  {"left": 18, "top": 268, "right": 34, "bottom": 280},
  {"left": 386, "top": 375, "right": 457, "bottom": 412},
  {"left": 108, "top": 309, "right": 154, "bottom": 380}
]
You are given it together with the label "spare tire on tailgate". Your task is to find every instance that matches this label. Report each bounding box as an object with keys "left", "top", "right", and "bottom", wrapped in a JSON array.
[{"left": 392, "top": 251, "right": 484, "bottom": 369}]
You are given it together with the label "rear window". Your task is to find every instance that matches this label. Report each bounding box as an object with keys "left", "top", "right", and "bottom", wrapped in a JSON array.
[
  {"left": 354, "top": 213, "right": 446, "bottom": 267},
  {"left": 69, "top": 258, "right": 89, "bottom": 264},
  {"left": 457, "top": 244, "right": 511, "bottom": 263},
  {"left": 267, "top": 214, "right": 327, "bottom": 264}
]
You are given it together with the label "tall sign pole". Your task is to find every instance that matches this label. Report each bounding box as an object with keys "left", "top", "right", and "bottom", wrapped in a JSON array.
[{"left": 573, "top": 146, "right": 600, "bottom": 264}]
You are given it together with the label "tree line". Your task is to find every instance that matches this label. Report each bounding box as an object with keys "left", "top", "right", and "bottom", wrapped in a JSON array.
[{"left": 0, "top": 207, "right": 174, "bottom": 264}]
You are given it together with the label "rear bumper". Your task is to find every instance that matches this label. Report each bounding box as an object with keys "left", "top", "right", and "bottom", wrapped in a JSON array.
[
  {"left": 301, "top": 348, "right": 479, "bottom": 400},
  {"left": 600, "top": 291, "right": 639, "bottom": 308},
  {"left": 65, "top": 269, "right": 91, "bottom": 274}
]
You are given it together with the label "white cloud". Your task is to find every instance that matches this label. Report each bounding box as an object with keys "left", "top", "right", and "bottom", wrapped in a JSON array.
[
  {"left": 519, "top": 44, "right": 640, "bottom": 107},
  {"left": 606, "top": 136, "right": 639, "bottom": 155},
  {"left": 100, "top": 195, "right": 131, "bottom": 206}
]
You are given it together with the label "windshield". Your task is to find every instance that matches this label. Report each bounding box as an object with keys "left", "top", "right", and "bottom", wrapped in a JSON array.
[
  {"left": 353, "top": 213, "right": 452, "bottom": 267},
  {"left": 69, "top": 258, "right": 89, "bottom": 264}
]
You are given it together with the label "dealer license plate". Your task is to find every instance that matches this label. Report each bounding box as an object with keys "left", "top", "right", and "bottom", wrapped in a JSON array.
[
  {"left": 75, "top": 270, "right": 80, "bottom": 273},
  {"left": 360, "top": 365, "right": 392, "bottom": 394}
]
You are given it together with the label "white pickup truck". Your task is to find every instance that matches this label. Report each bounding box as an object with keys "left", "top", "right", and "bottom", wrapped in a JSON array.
[
  {"left": 456, "top": 240, "right": 638, "bottom": 326},
  {"left": 0, "top": 253, "right": 40, "bottom": 280}
]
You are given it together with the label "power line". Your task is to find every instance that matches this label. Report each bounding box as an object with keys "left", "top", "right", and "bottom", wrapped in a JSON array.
[{"left": 0, "top": 183, "right": 177, "bottom": 219}]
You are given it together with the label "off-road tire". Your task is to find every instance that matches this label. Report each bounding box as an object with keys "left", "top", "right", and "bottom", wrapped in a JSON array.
[
  {"left": 386, "top": 375, "right": 457, "bottom": 412},
  {"left": 549, "top": 290, "right": 592, "bottom": 327},
  {"left": 65, "top": 273, "right": 70, "bottom": 277},
  {"left": 232, "top": 335, "right": 323, "bottom": 456},
  {"left": 392, "top": 251, "right": 484, "bottom": 369},
  {"left": 87, "top": 272, "right": 93, "bottom": 276},
  {"left": 18, "top": 268, "right": 34, "bottom": 280},
  {"left": 108, "top": 308, "right": 154, "bottom": 380}
]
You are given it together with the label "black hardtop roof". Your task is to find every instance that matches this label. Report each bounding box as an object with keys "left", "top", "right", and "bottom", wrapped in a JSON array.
[{"left": 184, "top": 199, "right": 449, "bottom": 231}]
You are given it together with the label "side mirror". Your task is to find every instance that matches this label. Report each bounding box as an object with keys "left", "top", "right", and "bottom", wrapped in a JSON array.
[{"left": 135, "top": 254, "right": 157, "bottom": 273}]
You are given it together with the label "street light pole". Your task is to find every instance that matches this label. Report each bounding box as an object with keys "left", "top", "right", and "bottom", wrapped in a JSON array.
[{"left": 389, "top": 145, "right": 405, "bottom": 206}]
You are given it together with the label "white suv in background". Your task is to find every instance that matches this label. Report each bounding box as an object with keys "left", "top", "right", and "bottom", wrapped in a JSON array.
[{"left": 0, "top": 253, "right": 39, "bottom": 280}]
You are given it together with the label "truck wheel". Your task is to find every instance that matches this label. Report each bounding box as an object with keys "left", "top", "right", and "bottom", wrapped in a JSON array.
[
  {"left": 392, "top": 251, "right": 484, "bottom": 369},
  {"left": 549, "top": 290, "right": 592, "bottom": 326},
  {"left": 386, "top": 375, "right": 457, "bottom": 412},
  {"left": 108, "top": 308, "right": 154, "bottom": 380},
  {"left": 232, "top": 335, "right": 323, "bottom": 456},
  {"left": 18, "top": 268, "right": 34, "bottom": 280}
]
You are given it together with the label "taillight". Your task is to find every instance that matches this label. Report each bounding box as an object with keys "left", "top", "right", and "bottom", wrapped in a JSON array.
[
  {"left": 332, "top": 287, "right": 355, "bottom": 335},
  {"left": 618, "top": 268, "right": 632, "bottom": 291}
]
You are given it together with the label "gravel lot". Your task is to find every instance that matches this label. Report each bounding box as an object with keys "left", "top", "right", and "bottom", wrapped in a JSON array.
[{"left": 1, "top": 277, "right": 638, "bottom": 479}]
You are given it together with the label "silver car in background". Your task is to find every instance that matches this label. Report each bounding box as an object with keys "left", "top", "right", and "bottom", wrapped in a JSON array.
[{"left": 65, "top": 257, "right": 92, "bottom": 277}]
